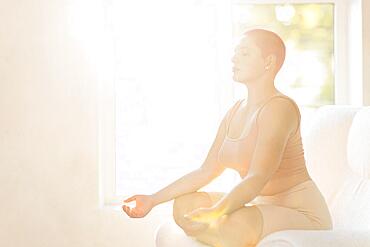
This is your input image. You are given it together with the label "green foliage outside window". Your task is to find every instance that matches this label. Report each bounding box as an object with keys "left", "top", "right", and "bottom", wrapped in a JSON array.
[{"left": 232, "top": 3, "right": 334, "bottom": 107}]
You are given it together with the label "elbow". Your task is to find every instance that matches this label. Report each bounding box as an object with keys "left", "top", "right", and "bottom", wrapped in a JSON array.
[
  {"left": 199, "top": 167, "right": 221, "bottom": 182},
  {"left": 199, "top": 167, "right": 214, "bottom": 180},
  {"left": 243, "top": 174, "right": 269, "bottom": 192},
  {"left": 245, "top": 168, "right": 272, "bottom": 183}
]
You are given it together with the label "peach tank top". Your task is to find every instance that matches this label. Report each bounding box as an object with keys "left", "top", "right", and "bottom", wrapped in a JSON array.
[{"left": 217, "top": 95, "right": 308, "bottom": 180}]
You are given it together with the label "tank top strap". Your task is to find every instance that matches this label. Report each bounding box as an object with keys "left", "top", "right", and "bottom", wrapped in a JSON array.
[
  {"left": 226, "top": 99, "right": 244, "bottom": 131},
  {"left": 254, "top": 95, "right": 301, "bottom": 136}
]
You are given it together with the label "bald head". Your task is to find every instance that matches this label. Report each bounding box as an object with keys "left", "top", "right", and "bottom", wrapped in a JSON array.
[{"left": 243, "top": 28, "right": 286, "bottom": 74}]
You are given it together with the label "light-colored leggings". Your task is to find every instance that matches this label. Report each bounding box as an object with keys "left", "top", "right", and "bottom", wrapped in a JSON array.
[{"left": 247, "top": 179, "right": 333, "bottom": 240}]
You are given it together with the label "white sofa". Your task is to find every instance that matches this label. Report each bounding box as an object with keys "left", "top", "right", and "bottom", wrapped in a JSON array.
[{"left": 155, "top": 105, "right": 370, "bottom": 247}]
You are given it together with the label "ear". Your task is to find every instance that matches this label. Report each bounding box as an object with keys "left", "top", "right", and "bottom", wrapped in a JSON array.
[{"left": 264, "top": 54, "right": 276, "bottom": 69}]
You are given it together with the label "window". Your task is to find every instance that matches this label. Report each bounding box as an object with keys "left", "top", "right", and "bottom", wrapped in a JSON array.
[
  {"left": 99, "top": 0, "right": 349, "bottom": 209},
  {"left": 115, "top": 1, "right": 240, "bottom": 200}
]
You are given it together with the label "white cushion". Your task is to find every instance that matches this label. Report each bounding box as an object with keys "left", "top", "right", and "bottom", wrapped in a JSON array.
[
  {"left": 155, "top": 220, "right": 210, "bottom": 247},
  {"left": 329, "top": 107, "right": 370, "bottom": 230},
  {"left": 329, "top": 175, "right": 370, "bottom": 230},
  {"left": 257, "top": 229, "right": 370, "bottom": 247},
  {"left": 347, "top": 107, "right": 370, "bottom": 178},
  {"left": 302, "top": 105, "right": 359, "bottom": 204}
]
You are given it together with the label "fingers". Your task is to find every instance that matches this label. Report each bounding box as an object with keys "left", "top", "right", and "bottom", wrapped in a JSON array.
[
  {"left": 124, "top": 195, "right": 136, "bottom": 203},
  {"left": 184, "top": 215, "right": 195, "bottom": 221},
  {"left": 184, "top": 212, "right": 200, "bottom": 221},
  {"left": 130, "top": 208, "right": 140, "bottom": 217},
  {"left": 186, "top": 207, "right": 205, "bottom": 219},
  {"left": 122, "top": 205, "right": 134, "bottom": 217},
  {"left": 183, "top": 213, "right": 203, "bottom": 225},
  {"left": 183, "top": 221, "right": 209, "bottom": 236},
  {"left": 122, "top": 205, "right": 130, "bottom": 216},
  {"left": 184, "top": 210, "right": 197, "bottom": 219},
  {"left": 122, "top": 205, "right": 141, "bottom": 218}
]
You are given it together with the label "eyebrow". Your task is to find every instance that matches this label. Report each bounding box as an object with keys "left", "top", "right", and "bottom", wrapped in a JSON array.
[{"left": 234, "top": 46, "right": 249, "bottom": 52}]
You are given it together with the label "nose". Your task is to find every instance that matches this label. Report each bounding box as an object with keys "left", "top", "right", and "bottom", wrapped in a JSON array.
[{"left": 231, "top": 53, "right": 238, "bottom": 64}]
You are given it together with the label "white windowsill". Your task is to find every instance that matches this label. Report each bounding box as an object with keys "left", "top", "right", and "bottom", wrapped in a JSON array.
[{"left": 101, "top": 201, "right": 174, "bottom": 217}]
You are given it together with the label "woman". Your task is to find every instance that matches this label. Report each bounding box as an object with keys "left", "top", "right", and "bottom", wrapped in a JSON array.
[{"left": 122, "top": 28, "right": 333, "bottom": 247}]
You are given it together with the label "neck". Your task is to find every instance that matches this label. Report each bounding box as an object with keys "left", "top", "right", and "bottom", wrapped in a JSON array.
[{"left": 243, "top": 74, "right": 279, "bottom": 107}]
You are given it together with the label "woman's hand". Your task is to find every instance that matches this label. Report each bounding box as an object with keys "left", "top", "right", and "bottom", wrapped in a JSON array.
[
  {"left": 181, "top": 215, "right": 210, "bottom": 236},
  {"left": 122, "top": 194, "right": 155, "bottom": 218},
  {"left": 184, "top": 205, "right": 224, "bottom": 223}
]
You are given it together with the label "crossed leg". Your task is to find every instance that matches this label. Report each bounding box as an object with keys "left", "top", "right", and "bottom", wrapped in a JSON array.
[{"left": 172, "top": 191, "right": 263, "bottom": 247}]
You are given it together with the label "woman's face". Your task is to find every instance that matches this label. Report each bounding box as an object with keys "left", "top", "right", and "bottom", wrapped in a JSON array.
[{"left": 231, "top": 36, "right": 268, "bottom": 83}]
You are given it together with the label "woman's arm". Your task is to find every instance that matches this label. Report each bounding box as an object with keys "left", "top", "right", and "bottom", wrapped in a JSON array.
[
  {"left": 151, "top": 103, "right": 237, "bottom": 207},
  {"left": 151, "top": 168, "right": 213, "bottom": 206}
]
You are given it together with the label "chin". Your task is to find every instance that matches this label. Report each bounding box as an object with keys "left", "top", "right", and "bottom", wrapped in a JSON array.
[
  {"left": 233, "top": 73, "right": 246, "bottom": 83},
  {"left": 232, "top": 76, "right": 242, "bottom": 83},
  {"left": 232, "top": 74, "right": 241, "bottom": 82}
]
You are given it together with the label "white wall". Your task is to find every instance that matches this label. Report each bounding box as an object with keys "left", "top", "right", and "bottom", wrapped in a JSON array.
[
  {"left": 347, "top": 0, "right": 370, "bottom": 106},
  {"left": 362, "top": 0, "right": 370, "bottom": 105},
  {"left": 0, "top": 1, "right": 169, "bottom": 246}
]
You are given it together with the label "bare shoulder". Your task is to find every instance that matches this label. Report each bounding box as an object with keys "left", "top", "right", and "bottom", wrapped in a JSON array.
[
  {"left": 259, "top": 95, "right": 298, "bottom": 118},
  {"left": 257, "top": 95, "right": 299, "bottom": 136}
]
